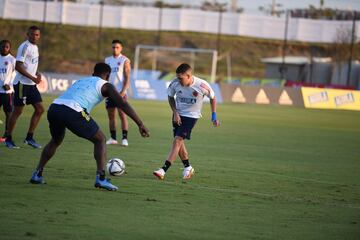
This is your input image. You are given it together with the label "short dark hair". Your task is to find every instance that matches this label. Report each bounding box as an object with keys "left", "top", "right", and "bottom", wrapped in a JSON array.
[
  {"left": 0, "top": 39, "right": 11, "bottom": 47},
  {"left": 176, "top": 63, "right": 192, "bottom": 74},
  {"left": 93, "top": 62, "right": 111, "bottom": 75},
  {"left": 28, "top": 25, "right": 40, "bottom": 32},
  {"left": 112, "top": 39, "right": 123, "bottom": 45}
]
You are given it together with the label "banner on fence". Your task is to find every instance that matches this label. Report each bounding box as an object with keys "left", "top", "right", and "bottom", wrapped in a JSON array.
[
  {"left": 301, "top": 87, "right": 360, "bottom": 111},
  {"left": 220, "top": 84, "right": 304, "bottom": 107}
]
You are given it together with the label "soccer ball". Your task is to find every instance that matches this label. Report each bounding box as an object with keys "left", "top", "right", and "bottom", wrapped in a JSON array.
[{"left": 107, "top": 158, "right": 125, "bottom": 176}]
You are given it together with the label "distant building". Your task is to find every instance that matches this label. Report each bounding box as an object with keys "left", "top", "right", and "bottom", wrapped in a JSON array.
[
  {"left": 290, "top": 8, "right": 360, "bottom": 20},
  {"left": 262, "top": 56, "right": 309, "bottom": 82},
  {"left": 261, "top": 56, "right": 360, "bottom": 88}
]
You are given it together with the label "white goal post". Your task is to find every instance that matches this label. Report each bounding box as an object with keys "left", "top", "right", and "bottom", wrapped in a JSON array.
[{"left": 133, "top": 45, "right": 218, "bottom": 83}]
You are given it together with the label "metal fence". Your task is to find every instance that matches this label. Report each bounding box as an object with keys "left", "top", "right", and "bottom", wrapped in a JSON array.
[{"left": 0, "top": 0, "right": 359, "bottom": 43}]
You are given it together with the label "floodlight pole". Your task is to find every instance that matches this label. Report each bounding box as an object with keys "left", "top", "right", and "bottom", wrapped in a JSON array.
[
  {"left": 309, "top": 47, "right": 314, "bottom": 84},
  {"left": 97, "top": 1, "right": 104, "bottom": 61},
  {"left": 216, "top": 4, "right": 226, "bottom": 53},
  {"left": 42, "top": 0, "right": 48, "bottom": 35},
  {"left": 157, "top": 3, "right": 163, "bottom": 46},
  {"left": 280, "top": 10, "right": 289, "bottom": 80},
  {"left": 347, "top": 11, "right": 357, "bottom": 86},
  {"left": 41, "top": 0, "right": 48, "bottom": 56}
]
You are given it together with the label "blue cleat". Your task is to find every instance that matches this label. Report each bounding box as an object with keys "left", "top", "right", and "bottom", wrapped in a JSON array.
[
  {"left": 30, "top": 170, "right": 46, "bottom": 184},
  {"left": 24, "top": 138, "right": 41, "bottom": 149},
  {"left": 5, "top": 139, "right": 20, "bottom": 149},
  {"left": 94, "top": 175, "right": 118, "bottom": 191}
]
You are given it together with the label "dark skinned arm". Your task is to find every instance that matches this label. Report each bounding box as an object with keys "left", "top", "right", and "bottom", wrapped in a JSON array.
[{"left": 101, "top": 82, "right": 149, "bottom": 137}]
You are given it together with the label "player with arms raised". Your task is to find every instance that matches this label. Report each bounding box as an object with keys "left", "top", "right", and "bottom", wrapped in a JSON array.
[{"left": 153, "top": 63, "right": 220, "bottom": 180}]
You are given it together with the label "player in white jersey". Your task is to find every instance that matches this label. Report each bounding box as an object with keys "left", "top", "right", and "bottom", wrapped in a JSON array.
[
  {"left": 0, "top": 40, "right": 16, "bottom": 142},
  {"left": 104, "top": 39, "right": 131, "bottom": 146},
  {"left": 5, "top": 26, "right": 44, "bottom": 149},
  {"left": 153, "top": 63, "right": 220, "bottom": 180}
]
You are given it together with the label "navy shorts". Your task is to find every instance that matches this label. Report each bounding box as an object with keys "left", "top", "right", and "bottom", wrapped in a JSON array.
[
  {"left": 173, "top": 115, "right": 197, "bottom": 140},
  {"left": 0, "top": 93, "right": 13, "bottom": 112},
  {"left": 105, "top": 94, "right": 127, "bottom": 109},
  {"left": 47, "top": 104, "right": 99, "bottom": 140},
  {"left": 13, "top": 82, "right": 42, "bottom": 106}
]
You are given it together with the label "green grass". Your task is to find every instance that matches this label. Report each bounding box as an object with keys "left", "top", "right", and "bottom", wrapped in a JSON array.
[{"left": 0, "top": 96, "right": 360, "bottom": 240}]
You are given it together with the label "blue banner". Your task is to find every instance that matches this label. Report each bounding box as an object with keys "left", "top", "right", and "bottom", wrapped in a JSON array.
[
  {"left": 131, "top": 77, "right": 223, "bottom": 103},
  {"left": 37, "top": 70, "right": 223, "bottom": 103}
]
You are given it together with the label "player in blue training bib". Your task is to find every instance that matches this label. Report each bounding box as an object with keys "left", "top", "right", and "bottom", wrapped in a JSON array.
[{"left": 29, "top": 63, "right": 150, "bottom": 191}]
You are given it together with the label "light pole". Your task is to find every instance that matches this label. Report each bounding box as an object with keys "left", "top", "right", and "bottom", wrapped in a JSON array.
[
  {"left": 157, "top": 2, "right": 163, "bottom": 46},
  {"left": 41, "top": 0, "right": 48, "bottom": 55},
  {"left": 216, "top": 3, "right": 227, "bottom": 53},
  {"left": 347, "top": 11, "right": 357, "bottom": 86},
  {"left": 97, "top": 0, "right": 104, "bottom": 61},
  {"left": 280, "top": 10, "right": 289, "bottom": 80}
]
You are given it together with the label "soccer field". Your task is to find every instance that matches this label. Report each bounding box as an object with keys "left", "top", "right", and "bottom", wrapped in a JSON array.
[{"left": 0, "top": 96, "right": 359, "bottom": 240}]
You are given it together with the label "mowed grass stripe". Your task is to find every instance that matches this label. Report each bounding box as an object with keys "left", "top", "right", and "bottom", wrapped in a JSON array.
[{"left": 0, "top": 96, "right": 359, "bottom": 240}]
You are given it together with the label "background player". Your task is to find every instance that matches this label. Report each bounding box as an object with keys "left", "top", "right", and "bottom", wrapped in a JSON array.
[
  {"left": 5, "top": 26, "right": 44, "bottom": 149},
  {"left": 153, "top": 63, "right": 220, "bottom": 180},
  {"left": 30, "top": 63, "right": 150, "bottom": 191},
  {"left": 0, "top": 40, "right": 16, "bottom": 142},
  {"left": 105, "top": 39, "right": 131, "bottom": 147}
]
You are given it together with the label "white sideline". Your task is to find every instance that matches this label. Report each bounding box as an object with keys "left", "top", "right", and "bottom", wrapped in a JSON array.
[{"left": 128, "top": 177, "right": 360, "bottom": 210}]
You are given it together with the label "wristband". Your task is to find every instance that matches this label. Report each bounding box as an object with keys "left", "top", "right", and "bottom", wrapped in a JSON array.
[{"left": 211, "top": 112, "right": 217, "bottom": 122}]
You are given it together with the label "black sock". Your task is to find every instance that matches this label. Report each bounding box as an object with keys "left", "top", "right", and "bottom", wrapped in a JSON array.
[
  {"left": 182, "top": 159, "right": 190, "bottom": 168},
  {"left": 161, "top": 160, "right": 172, "bottom": 172},
  {"left": 26, "top": 132, "right": 34, "bottom": 140},
  {"left": 122, "top": 130, "right": 128, "bottom": 140},
  {"left": 97, "top": 170, "right": 106, "bottom": 180},
  {"left": 6, "top": 134, "right": 12, "bottom": 141},
  {"left": 37, "top": 168, "right": 43, "bottom": 177},
  {"left": 110, "top": 130, "right": 116, "bottom": 140}
]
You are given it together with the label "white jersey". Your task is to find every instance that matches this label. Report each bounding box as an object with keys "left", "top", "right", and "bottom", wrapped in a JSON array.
[
  {"left": 0, "top": 54, "right": 16, "bottom": 94},
  {"left": 105, "top": 54, "right": 130, "bottom": 92},
  {"left": 167, "top": 76, "right": 215, "bottom": 119},
  {"left": 14, "top": 40, "right": 39, "bottom": 86}
]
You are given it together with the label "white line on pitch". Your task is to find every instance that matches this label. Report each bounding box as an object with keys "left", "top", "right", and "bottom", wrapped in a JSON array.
[{"left": 126, "top": 177, "right": 360, "bottom": 210}]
